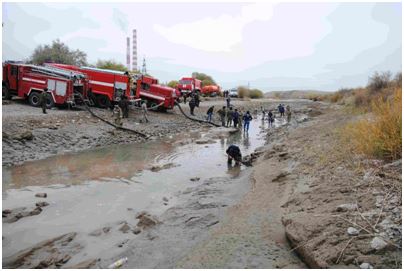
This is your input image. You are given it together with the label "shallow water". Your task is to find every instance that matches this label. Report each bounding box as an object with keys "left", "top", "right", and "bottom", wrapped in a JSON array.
[{"left": 2, "top": 115, "right": 284, "bottom": 258}]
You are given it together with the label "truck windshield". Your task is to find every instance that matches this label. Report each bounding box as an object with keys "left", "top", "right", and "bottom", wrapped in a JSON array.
[{"left": 179, "top": 80, "right": 192, "bottom": 85}]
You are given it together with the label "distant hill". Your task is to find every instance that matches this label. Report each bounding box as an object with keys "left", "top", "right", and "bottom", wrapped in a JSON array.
[{"left": 265, "top": 90, "right": 331, "bottom": 99}]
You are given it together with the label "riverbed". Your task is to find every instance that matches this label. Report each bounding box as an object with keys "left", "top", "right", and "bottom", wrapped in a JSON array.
[{"left": 3, "top": 115, "right": 285, "bottom": 267}]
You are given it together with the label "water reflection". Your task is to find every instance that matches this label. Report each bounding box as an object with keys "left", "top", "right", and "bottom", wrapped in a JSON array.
[
  {"left": 227, "top": 162, "right": 241, "bottom": 178},
  {"left": 242, "top": 132, "right": 250, "bottom": 148}
]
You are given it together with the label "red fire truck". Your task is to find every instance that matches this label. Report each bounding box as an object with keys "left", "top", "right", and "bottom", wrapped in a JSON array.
[
  {"left": 177, "top": 77, "right": 202, "bottom": 95},
  {"left": 2, "top": 61, "right": 88, "bottom": 108},
  {"left": 133, "top": 74, "right": 177, "bottom": 110},
  {"left": 201, "top": 85, "right": 221, "bottom": 97},
  {"left": 46, "top": 63, "right": 177, "bottom": 110},
  {"left": 46, "top": 63, "right": 132, "bottom": 108}
]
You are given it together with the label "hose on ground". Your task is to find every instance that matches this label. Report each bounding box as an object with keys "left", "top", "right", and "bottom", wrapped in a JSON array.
[
  {"left": 74, "top": 91, "right": 149, "bottom": 138},
  {"left": 130, "top": 101, "right": 164, "bottom": 111},
  {"left": 175, "top": 101, "right": 222, "bottom": 127}
]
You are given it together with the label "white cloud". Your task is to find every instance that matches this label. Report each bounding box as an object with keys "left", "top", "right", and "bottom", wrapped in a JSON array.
[{"left": 153, "top": 3, "right": 275, "bottom": 52}]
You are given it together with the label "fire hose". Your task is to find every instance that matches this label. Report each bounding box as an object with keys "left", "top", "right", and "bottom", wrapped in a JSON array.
[
  {"left": 74, "top": 91, "right": 149, "bottom": 138},
  {"left": 174, "top": 101, "right": 222, "bottom": 127},
  {"left": 130, "top": 101, "right": 164, "bottom": 111}
]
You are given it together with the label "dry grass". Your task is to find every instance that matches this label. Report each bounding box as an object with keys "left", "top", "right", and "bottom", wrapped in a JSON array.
[{"left": 342, "top": 88, "right": 402, "bottom": 161}]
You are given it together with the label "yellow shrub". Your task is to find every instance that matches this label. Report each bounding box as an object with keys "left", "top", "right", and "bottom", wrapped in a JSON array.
[{"left": 343, "top": 88, "right": 402, "bottom": 161}]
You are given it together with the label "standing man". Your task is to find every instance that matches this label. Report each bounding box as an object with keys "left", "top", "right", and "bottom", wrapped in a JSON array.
[
  {"left": 195, "top": 91, "right": 200, "bottom": 107},
  {"left": 206, "top": 106, "right": 214, "bottom": 122},
  {"left": 278, "top": 104, "right": 285, "bottom": 117},
  {"left": 268, "top": 110, "right": 274, "bottom": 127},
  {"left": 226, "top": 95, "right": 231, "bottom": 108},
  {"left": 120, "top": 95, "right": 130, "bottom": 119},
  {"left": 227, "top": 107, "right": 234, "bottom": 127},
  {"left": 217, "top": 106, "right": 226, "bottom": 126},
  {"left": 232, "top": 109, "right": 240, "bottom": 128},
  {"left": 40, "top": 88, "right": 49, "bottom": 114},
  {"left": 189, "top": 95, "right": 196, "bottom": 116},
  {"left": 243, "top": 111, "right": 253, "bottom": 133},
  {"left": 141, "top": 100, "right": 149, "bottom": 123},
  {"left": 183, "top": 93, "right": 187, "bottom": 104}
]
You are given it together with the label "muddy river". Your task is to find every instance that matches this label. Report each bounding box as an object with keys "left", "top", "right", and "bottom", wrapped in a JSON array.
[{"left": 2, "top": 116, "right": 287, "bottom": 266}]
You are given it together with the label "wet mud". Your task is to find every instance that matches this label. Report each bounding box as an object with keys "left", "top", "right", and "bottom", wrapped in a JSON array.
[{"left": 2, "top": 99, "right": 317, "bottom": 268}]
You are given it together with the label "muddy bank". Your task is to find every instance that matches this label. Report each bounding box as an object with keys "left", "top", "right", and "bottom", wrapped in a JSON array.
[
  {"left": 2, "top": 97, "right": 304, "bottom": 167},
  {"left": 255, "top": 107, "right": 402, "bottom": 268}
]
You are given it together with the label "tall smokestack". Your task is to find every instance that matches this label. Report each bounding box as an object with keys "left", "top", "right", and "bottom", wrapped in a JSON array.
[
  {"left": 126, "top": 37, "right": 130, "bottom": 71},
  {"left": 132, "top": 29, "right": 137, "bottom": 71}
]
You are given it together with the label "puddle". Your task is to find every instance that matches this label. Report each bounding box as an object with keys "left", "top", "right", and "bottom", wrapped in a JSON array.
[{"left": 2, "top": 115, "right": 286, "bottom": 258}]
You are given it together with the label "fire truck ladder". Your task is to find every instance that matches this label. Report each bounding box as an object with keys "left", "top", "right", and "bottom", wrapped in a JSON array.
[{"left": 30, "top": 65, "right": 85, "bottom": 80}]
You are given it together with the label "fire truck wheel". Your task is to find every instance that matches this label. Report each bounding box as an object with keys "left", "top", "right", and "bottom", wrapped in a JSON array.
[
  {"left": 45, "top": 96, "right": 54, "bottom": 109},
  {"left": 2, "top": 84, "right": 11, "bottom": 100},
  {"left": 96, "top": 95, "right": 111, "bottom": 108},
  {"left": 28, "top": 92, "right": 41, "bottom": 107}
]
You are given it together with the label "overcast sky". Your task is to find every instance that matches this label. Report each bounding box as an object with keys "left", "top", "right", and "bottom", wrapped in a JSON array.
[{"left": 2, "top": 2, "right": 402, "bottom": 91}]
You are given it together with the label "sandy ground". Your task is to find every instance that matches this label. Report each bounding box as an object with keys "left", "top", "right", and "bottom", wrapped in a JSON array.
[{"left": 2, "top": 98, "right": 401, "bottom": 268}]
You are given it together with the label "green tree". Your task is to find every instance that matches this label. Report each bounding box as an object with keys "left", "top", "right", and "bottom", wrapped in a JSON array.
[
  {"left": 96, "top": 60, "right": 127, "bottom": 72},
  {"left": 167, "top": 80, "right": 179, "bottom": 88},
  {"left": 30, "top": 39, "right": 87, "bottom": 66},
  {"left": 191, "top": 72, "right": 216, "bottom": 87}
]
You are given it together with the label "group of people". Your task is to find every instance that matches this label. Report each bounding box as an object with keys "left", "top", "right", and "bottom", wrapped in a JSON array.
[
  {"left": 112, "top": 95, "right": 149, "bottom": 127},
  {"left": 277, "top": 104, "right": 292, "bottom": 122},
  {"left": 205, "top": 105, "right": 253, "bottom": 133}
]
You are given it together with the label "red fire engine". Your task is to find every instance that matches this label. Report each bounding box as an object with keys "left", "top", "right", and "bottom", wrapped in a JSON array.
[
  {"left": 133, "top": 74, "right": 177, "bottom": 110},
  {"left": 2, "top": 61, "right": 88, "bottom": 108},
  {"left": 46, "top": 63, "right": 132, "bottom": 108},
  {"left": 46, "top": 63, "right": 177, "bottom": 110},
  {"left": 177, "top": 77, "right": 202, "bottom": 95},
  {"left": 201, "top": 85, "right": 221, "bottom": 97}
]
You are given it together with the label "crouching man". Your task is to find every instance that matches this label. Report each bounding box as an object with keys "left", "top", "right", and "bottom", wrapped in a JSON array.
[{"left": 226, "top": 144, "right": 242, "bottom": 166}]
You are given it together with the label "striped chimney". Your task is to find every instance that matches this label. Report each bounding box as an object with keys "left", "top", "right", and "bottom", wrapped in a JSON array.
[
  {"left": 132, "top": 29, "right": 137, "bottom": 71},
  {"left": 126, "top": 37, "right": 130, "bottom": 71}
]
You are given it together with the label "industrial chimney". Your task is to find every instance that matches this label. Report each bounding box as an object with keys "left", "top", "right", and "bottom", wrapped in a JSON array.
[
  {"left": 126, "top": 37, "right": 130, "bottom": 71},
  {"left": 132, "top": 29, "right": 137, "bottom": 72}
]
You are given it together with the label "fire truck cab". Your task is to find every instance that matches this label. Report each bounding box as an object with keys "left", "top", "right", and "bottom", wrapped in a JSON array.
[
  {"left": 177, "top": 77, "right": 202, "bottom": 95},
  {"left": 2, "top": 61, "right": 88, "bottom": 108},
  {"left": 133, "top": 74, "right": 177, "bottom": 110}
]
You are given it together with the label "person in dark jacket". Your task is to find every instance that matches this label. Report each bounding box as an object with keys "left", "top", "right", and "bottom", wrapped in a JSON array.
[
  {"left": 232, "top": 109, "right": 240, "bottom": 128},
  {"left": 226, "top": 144, "right": 242, "bottom": 165},
  {"left": 278, "top": 104, "right": 285, "bottom": 117},
  {"left": 206, "top": 106, "right": 214, "bottom": 122},
  {"left": 243, "top": 111, "right": 253, "bottom": 132},
  {"left": 227, "top": 107, "right": 233, "bottom": 127},
  {"left": 268, "top": 110, "right": 274, "bottom": 127},
  {"left": 119, "top": 95, "right": 129, "bottom": 118},
  {"left": 189, "top": 96, "right": 196, "bottom": 116},
  {"left": 40, "top": 88, "right": 49, "bottom": 114}
]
